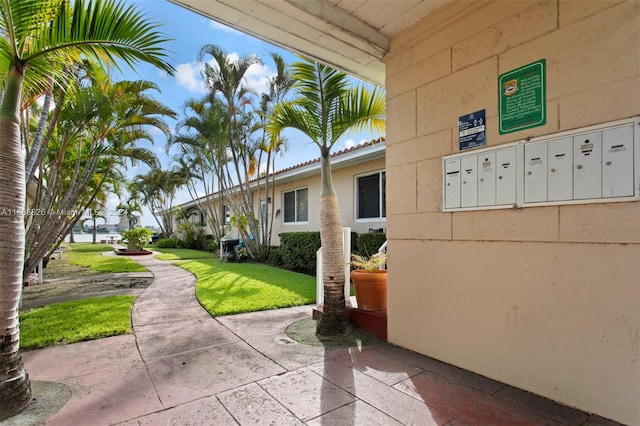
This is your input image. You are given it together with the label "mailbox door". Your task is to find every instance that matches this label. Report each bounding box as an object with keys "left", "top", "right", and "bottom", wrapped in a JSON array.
[
  {"left": 573, "top": 132, "right": 602, "bottom": 200},
  {"left": 444, "top": 158, "right": 461, "bottom": 209},
  {"left": 496, "top": 147, "right": 517, "bottom": 205},
  {"left": 547, "top": 137, "right": 573, "bottom": 202},
  {"left": 602, "top": 125, "right": 634, "bottom": 197},
  {"left": 461, "top": 155, "right": 478, "bottom": 207},
  {"left": 478, "top": 152, "right": 497, "bottom": 206},
  {"left": 524, "top": 141, "right": 547, "bottom": 203}
]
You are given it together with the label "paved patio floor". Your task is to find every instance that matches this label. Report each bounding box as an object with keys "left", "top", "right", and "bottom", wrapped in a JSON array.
[{"left": 15, "top": 256, "right": 622, "bottom": 425}]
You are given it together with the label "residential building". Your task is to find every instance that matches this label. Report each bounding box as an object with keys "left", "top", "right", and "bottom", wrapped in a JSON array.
[
  {"left": 170, "top": 1, "right": 640, "bottom": 423},
  {"left": 174, "top": 140, "right": 386, "bottom": 245}
]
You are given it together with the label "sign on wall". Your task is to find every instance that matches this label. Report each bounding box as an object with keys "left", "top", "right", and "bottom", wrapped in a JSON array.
[
  {"left": 459, "top": 109, "right": 486, "bottom": 150},
  {"left": 498, "top": 59, "right": 546, "bottom": 135}
]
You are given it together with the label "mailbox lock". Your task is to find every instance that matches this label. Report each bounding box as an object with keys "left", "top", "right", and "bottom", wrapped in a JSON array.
[
  {"left": 498, "top": 176, "right": 503, "bottom": 180},
  {"left": 576, "top": 164, "right": 583, "bottom": 169},
  {"left": 550, "top": 168, "right": 556, "bottom": 173},
  {"left": 605, "top": 161, "right": 612, "bottom": 166},
  {"left": 527, "top": 171, "right": 532, "bottom": 175},
  {"left": 480, "top": 178, "right": 484, "bottom": 182}
]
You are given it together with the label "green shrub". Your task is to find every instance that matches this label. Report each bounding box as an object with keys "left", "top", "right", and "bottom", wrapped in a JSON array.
[
  {"left": 356, "top": 232, "right": 387, "bottom": 257},
  {"left": 200, "top": 234, "right": 217, "bottom": 252},
  {"left": 267, "top": 247, "right": 283, "bottom": 267},
  {"left": 121, "top": 228, "right": 154, "bottom": 250},
  {"left": 157, "top": 238, "right": 178, "bottom": 248},
  {"left": 279, "top": 232, "right": 321, "bottom": 275},
  {"left": 350, "top": 231, "right": 359, "bottom": 254}
]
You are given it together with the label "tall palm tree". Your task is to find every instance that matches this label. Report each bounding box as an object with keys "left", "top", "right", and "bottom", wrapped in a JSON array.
[
  {"left": 171, "top": 95, "right": 230, "bottom": 240},
  {"left": 133, "top": 168, "right": 185, "bottom": 236},
  {"left": 269, "top": 60, "right": 385, "bottom": 336},
  {"left": 22, "top": 64, "right": 172, "bottom": 282},
  {"left": 257, "top": 53, "right": 293, "bottom": 252},
  {"left": 0, "top": 0, "right": 174, "bottom": 418},
  {"left": 199, "top": 44, "right": 262, "bottom": 255}
]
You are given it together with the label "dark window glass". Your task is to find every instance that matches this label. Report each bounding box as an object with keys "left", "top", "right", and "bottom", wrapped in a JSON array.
[
  {"left": 283, "top": 188, "right": 308, "bottom": 223},
  {"left": 283, "top": 191, "right": 296, "bottom": 223},
  {"left": 358, "top": 174, "right": 380, "bottom": 218},
  {"left": 357, "top": 172, "right": 386, "bottom": 219}
]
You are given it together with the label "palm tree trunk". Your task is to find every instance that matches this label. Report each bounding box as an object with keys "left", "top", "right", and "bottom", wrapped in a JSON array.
[
  {"left": 0, "top": 68, "right": 32, "bottom": 419},
  {"left": 316, "top": 153, "right": 348, "bottom": 335}
]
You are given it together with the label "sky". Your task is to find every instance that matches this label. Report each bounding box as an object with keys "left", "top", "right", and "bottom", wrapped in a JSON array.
[{"left": 104, "top": 0, "right": 378, "bottom": 227}]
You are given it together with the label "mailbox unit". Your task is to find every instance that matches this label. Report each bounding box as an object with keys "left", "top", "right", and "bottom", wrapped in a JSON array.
[{"left": 443, "top": 117, "right": 639, "bottom": 212}]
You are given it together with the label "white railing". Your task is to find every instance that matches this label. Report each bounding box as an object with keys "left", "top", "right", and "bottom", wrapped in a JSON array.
[
  {"left": 219, "top": 227, "right": 240, "bottom": 259},
  {"left": 316, "top": 227, "right": 351, "bottom": 306},
  {"left": 378, "top": 240, "right": 387, "bottom": 270}
]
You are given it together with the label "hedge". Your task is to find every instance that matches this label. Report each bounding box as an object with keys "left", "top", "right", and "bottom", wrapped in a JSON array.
[
  {"left": 279, "top": 232, "right": 321, "bottom": 275},
  {"left": 356, "top": 232, "right": 387, "bottom": 257}
]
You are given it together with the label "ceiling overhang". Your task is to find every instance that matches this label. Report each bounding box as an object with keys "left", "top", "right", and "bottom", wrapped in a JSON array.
[{"left": 168, "top": 0, "right": 450, "bottom": 87}]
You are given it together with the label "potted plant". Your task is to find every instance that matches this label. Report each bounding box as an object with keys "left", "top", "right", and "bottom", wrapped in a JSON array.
[{"left": 350, "top": 252, "right": 388, "bottom": 311}]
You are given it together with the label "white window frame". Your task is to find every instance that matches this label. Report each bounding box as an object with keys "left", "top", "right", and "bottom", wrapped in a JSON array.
[
  {"left": 355, "top": 170, "right": 387, "bottom": 222},
  {"left": 282, "top": 187, "right": 309, "bottom": 224}
]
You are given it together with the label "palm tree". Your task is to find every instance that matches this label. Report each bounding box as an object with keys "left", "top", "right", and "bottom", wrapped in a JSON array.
[
  {"left": 171, "top": 95, "right": 230, "bottom": 240},
  {"left": 133, "top": 168, "right": 186, "bottom": 236},
  {"left": 81, "top": 205, "right": 108, "bottom": 244},
  {"left": 0, "top": 0, "right": 174, "bottom": 418},
  {"left": 256, "top": 53, "right": 293, "bottom": 253},
  {"left": 269, "top": 60, "right": 385, "bottom": 336},
  {"left": 22, "top": 64, "right": 172, "bottom": 282},
  {"left": 199, "top": 44, "right": 262, "bottom": 256}
]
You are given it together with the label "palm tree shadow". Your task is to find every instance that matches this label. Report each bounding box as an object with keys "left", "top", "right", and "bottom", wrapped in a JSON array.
[{"left": 288, "top": 317, "right": 452, "bottom": 424}]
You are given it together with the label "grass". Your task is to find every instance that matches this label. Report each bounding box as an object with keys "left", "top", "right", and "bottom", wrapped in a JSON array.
[
  {"left": 67, "top": 243, "right": 147, "bottom": 273},
  {"left": 19, "top": 296, "right": 135, "bottom": 350},
  {"left": 177, "top": 259, "right": 315, "bottom": 316},
  {"left": 153, "top": 248, "right": 216, "bottom": 261}
]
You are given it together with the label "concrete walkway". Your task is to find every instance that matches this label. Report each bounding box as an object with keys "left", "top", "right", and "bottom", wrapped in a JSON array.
[{"left": 18, "top": 256, "right": 619, "bottom": 425}]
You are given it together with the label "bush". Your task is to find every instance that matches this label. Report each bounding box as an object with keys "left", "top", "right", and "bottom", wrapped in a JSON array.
[
  {"left": 279, "top": 232, "right": 321, "bottom": 275},
  {"left": 350, "top": 231, "right": 359, "bottom": 255},
  {"left": 156, "top": 238, "right": 178, "bottom": 248},
  {"left": 201, "top": 234, "right": 218, "bottom": 252},
  {"left": 121, "top": 228, "right": 154, "bottom": 250},
  {"left": 267, "top": 247, "right": 283, "bottom": 267},
  {"left": 356, "top": 232, "right": 387, "bottom": 257}
]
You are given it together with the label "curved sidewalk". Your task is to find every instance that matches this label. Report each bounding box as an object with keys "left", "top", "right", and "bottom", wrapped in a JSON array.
[{"left": 18, "top": 255, "right": 617, "bottom": 425}]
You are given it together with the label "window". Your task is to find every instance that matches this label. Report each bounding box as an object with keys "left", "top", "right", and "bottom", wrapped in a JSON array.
[
  {"left": 283, "top": 188, "right": 308, "bottom": 223},
  {"left": 357, "top": 171, "right": 386, "bottom": 219},
  {"left": 223, "top": 205, "right": 231, "bottom": 225}
]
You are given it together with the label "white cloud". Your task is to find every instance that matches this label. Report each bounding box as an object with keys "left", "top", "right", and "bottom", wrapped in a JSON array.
[
  {"left": 244, "top": 62, "right": 272, "bottom": 95},
  {"left": 174, "top": 62, "right": 205, "bottom": 93},
  {"left": 344, "top": 139, "right": 356, "bottom": 149}
]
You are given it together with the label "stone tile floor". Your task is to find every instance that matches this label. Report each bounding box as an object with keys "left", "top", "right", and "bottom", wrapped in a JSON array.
[{"left": 13, "top": 256, "right": 623, "bottom": 425}]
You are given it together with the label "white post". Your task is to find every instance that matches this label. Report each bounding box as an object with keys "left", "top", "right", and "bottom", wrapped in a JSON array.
[
  {"left": 378, "top": 240, "right": 388, "bottom": 270},
  {"left": 38, "top": 258, "right": 44, "bottom": 285},
  {"left": 342, "top": 227, "right": 351, "bottom": 303}
]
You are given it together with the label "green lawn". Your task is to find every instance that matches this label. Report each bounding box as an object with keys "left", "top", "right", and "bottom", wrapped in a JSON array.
[
  {"left": 19, "top": 296, "right": 135, "bottom": 350},
  {"left": 177, "top": 259, "right": 316, "bottom": 316},
  {"left": 153, "top": 248, "right": 216, "bottom": 261},
  {"left": 67, "top": 243, "right": 147, "bottom": 273}
]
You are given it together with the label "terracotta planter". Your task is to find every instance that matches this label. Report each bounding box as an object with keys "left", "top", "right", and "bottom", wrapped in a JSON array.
[{"left": 350, "top": 269, "right": 387, "bottom": 311}]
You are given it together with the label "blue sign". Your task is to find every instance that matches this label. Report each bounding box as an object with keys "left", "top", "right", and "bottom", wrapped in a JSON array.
[{"left": 459, "top": 110, "right": 486, "bottom": 150}]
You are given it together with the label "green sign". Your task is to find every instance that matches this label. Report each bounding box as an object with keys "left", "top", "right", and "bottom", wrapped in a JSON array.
[{"left": 498, "top": 59, "right": 546, "bottom": 134}]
